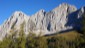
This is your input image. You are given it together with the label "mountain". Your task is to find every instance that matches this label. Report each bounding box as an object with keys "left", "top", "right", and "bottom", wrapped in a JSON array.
[
  {"left": 0, "top": 11, "right": 30, "bottom": 40},
  {"left": 0, "top": 3, "right": 85, "bottom": 40}
]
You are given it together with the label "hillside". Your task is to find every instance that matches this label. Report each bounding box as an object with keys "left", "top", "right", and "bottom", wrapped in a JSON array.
[
  {"left": 0, "top": 3, "right": 85, "bottom": 40},
  {"left": 45, "top": 30, "right": 82, "bottom": 41},
  {"left": 0, "top": 30, "right": 85, "bottom": 48}
]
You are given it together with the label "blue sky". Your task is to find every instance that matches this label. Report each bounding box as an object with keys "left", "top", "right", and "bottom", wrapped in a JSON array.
[{"left": 0, "top": 0, "right": 85, "bottom": 25}]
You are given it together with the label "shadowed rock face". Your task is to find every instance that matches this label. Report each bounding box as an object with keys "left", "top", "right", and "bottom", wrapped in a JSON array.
[
  {"left": 0, "top": 3, "right": 85, "bottom": 40},
  {"left": 65, "top": 7, "right": 85, "bottom": 32}
]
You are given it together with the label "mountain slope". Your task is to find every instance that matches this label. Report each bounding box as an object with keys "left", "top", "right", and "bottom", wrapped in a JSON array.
[
  {"left": 27, "top": 3, "right": 77, "bottom": 34},
  {"left": 0, "top": 3, "right": 85, "bottom": 40},
  {"left": 0, "top": 11, "right": 30, "bottom": 40}
]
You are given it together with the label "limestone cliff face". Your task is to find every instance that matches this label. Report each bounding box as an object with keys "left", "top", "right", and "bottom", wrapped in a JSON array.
[
  {"left": 0, "top": 3, "right": 85, "bottom": 40},
  {"left": 0, "top": 11, "right": 30, "bottom": 40}
]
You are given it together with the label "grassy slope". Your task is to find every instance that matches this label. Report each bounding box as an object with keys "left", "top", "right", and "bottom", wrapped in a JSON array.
[{"left": 45, "top": 30, "right": 82, "bottom": 41}]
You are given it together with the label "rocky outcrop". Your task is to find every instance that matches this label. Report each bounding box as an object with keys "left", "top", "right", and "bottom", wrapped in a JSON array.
[
  {"left": 0, "top": 3, "right": 85, "bottom": 40},
  {"left": 0, "top": 11, "right": 30, "bottom": 40}
]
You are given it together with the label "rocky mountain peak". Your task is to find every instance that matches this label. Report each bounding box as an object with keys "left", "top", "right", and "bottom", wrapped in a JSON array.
[
  {"left": 81, "top": 6, "right": 85, "bottom": 13},
  {"left": 0, "top": 3, "right": 84, "bottom": 40},
  {"left": 34, "top": 9, "right": 46, "bottom": 16},
  {"left": 12, "top": 11, "right": 27, "bottom": 18},
  {"left": 59, "top": 3, "right": 69, "bottom": 7},
  {"left": 31, "top": 9, "right": 46, "bottom": 18},
  {"left": 9, "top": 11, "right": 29, "bottom": 23},
  {"left": 38, "top": 9, "right": 45, "bottom": 13},
  {"left": 53, "top": 3, "right": 77, "bottom": 13},
  {"left": 59, "top": 3, "right": 76, "bottom": 8}
]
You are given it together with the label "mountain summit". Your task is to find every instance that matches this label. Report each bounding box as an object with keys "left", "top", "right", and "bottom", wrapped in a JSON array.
[{"left": 0, "top": 3, "right": 85, "bottom": 40}]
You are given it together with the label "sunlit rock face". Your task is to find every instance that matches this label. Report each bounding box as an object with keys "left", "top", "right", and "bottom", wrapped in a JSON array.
[
  {"left": 45, "top": 3, "right": 77, "bottom": 32},
  {"left": 0, "top": 3, "right": 85, "bottom": 40},
  {"left": 0, "top": 11, "right": 30, "bottom": 40}
]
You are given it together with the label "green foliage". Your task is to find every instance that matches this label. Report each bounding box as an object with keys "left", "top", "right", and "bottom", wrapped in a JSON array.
[
  {"left": 81, "top": 13, "right": 85, "bottom": 35},
  {"left": 36, "top": 37, "right": 48, "bottom": 48},
  {"left": 74, "top": 35, "right": 85, "bottom": 48},
  {"left": 47, "top": 36, "right": 69, "bottom": 48},
  {"left": 26, "top": 32, "right": 36, "bottom": 48},
  {"left": 18, "top": 22, "right": 26, "bottom": 48},
  {"left": 0, "top": 31, "right": 85, "bottom": 48},
  {"left": 0, "top": 36, "right": 12, "bottom": 48}
]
